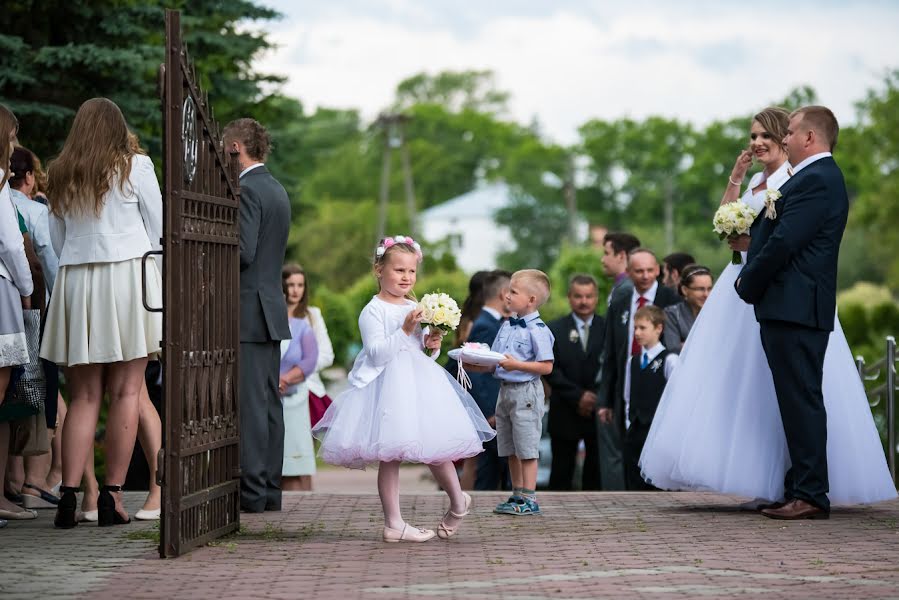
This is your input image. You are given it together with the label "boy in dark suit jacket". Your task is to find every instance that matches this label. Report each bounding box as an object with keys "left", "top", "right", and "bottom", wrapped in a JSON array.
[{"left": 546, "top": 274, "right": 604, "bottom": 490}]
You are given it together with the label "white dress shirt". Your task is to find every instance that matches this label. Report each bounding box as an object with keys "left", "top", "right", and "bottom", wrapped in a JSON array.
[
  {"left": 48, "top": 154, "right": 162, "bottom": 266},
  {"left": 791, "top": 152, "right": 832, "bottom": 175},
  {"left": 623, "top": 342, "right": 679, "bottom": 429},
  {"left": 11, "top": 188, "right": 58, "bottom": 293},
  {"left": 627, "top": 281, "right": 659, "bottom": 358},
  {"left": 239, "top": 163, "right": 264, "bottom": 178},
  {"left": 571, "top": 313, "right": 593, "bottom": 350},
  {"left": 481, "top": 305, "right": 501, "bottom": 321}
]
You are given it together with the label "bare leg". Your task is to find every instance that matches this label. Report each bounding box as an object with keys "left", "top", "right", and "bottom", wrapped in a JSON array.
[
  {"left": 377, "top": 461, "right": 404, "bottom": 530},
  {"left": 0, "top": 367, "right": 31, "bottom": 514},
  {"left": 104, "top": 358, "right": 147, "bottom": 519},
  {"left": 81, "top": 453, "right": 99, "bottom": 512},
  {"left": 61, "top": 364, "right": 104, "bottom": 492},
  {"left": 281, "top": 476, "right": 301, "bottom": 491},
  {"left": 137, "top": 382, "right": 161, "bottom": 512},
  {"left": 428, "top": 461, "right": 468, "bottom": 528},
  {"left": 7, "top": 455, "right": 24, "bottom": 494},
  {"left": 508, "top": 455, "right": 524, "bottom": 490},
  {"left": 45, "top": 393, "right": 65, "bottom": 489},
  {"left": 459, "top": 457, "right": 476, "bottom": 490},
  {"left": 281, "top": 475, "right": 312, "bottom": 491}
]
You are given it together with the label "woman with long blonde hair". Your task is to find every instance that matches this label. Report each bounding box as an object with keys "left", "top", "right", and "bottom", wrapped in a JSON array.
[{"left": 42, "top": 98, "right": 162, "bottom": 529}]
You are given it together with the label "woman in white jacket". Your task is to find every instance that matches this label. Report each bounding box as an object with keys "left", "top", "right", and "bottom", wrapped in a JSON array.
[
  {"left": 0, "top": 104, "right": 36, "bottom": 525},
  {"left": 42, "top": 98, "right": 162, "bottom": 529}
]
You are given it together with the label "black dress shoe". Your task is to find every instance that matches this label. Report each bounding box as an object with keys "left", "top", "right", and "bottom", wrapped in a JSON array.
[
  {"left": 98, "top": 485, "right": 131, "bottom": 527},
  {"left": 54, "top": 486, "right": 79, "bottom": 529}
]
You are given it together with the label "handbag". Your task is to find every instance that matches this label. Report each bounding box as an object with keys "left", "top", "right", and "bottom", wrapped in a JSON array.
[
  {"left": 308, "top": 392, "right": 333, "bottom": 427},
  {"left": 13, "top": 309, "right": 46, "bottom": 413}
]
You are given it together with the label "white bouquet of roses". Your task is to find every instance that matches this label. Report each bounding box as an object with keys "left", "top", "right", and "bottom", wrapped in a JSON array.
[
  {"left": 417, "top": 292, "right": 461, "bottom": 333},
  {"left": 713, "top": 201, "right": 759, "bottom": 265}
]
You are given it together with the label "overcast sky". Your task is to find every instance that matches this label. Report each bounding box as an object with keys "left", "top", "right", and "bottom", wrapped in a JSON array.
[{"left": 254, "top": 0, "right": 898, "bottom": 143}]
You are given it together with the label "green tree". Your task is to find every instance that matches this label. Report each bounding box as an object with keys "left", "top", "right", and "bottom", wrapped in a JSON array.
[{"left": 0, "top": 0, "right": 281, "bottom": 160}]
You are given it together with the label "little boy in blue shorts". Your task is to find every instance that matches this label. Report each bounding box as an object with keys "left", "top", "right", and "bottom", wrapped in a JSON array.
[{"left": 465, "top": 269, "right": 554, "bottom": 515}]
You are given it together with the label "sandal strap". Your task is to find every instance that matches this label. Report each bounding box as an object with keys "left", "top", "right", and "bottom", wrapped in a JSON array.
[
  {"left": 101, "top": 484, "right": 125, "bottom": 492},
  {"left": 59, "top": 486, "right": 80, "bottom": 493}
]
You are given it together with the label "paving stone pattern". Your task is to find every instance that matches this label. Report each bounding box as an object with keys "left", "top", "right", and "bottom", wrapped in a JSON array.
[{"left": 3, "top": 491, "right": 899, "bottom": 599}]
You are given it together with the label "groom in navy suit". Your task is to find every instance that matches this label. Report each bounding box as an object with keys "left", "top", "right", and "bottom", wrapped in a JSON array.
[{"left": 736, "top": 106, "right": 848, "bottom": 520}]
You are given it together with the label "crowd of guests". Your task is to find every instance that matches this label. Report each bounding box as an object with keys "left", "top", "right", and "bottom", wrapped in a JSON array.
[
  {"left": 0, "top": 100, "right": 165, "bottom": 529},
  {"left": 0, "top": 102, "right": 335, "bottom": 529},
  {"left": 448, "top": 233, "right": 714, "bottom": 493}
]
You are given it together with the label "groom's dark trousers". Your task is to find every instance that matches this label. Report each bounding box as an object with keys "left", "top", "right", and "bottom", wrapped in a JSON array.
[
  {"left": 736, "top": 155, "right": 849, "bottom": 514},
  {"left": 759, "top": 320, "right": 830, "bottom": 510}
]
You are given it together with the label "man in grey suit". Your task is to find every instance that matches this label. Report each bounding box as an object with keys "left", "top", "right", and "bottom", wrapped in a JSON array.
[{"left": 223, "top": 118, "right": 292, "bottom": 513}]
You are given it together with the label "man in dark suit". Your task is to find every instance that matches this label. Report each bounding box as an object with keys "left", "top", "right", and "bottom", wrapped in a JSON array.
[
  {"left": 736, "top": 106, "right": 848, "bottom": 520},
  {"left": 546, "top": 274, "right": 604, "bottom": 490},
  {"left": 467, "top": 270, "right": 512, "bottom": 490},
  {"left": 223, "top": 118, "right": 292, "bottom": 513},
  {"left": 601, "top": 232, "right": 640, "bottom": 305},
  {"left": 596, "top": 248, "right": 681, "bottom": 490}
]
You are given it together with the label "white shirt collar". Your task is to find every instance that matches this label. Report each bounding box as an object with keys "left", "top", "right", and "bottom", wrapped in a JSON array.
[
  {"left": 791, "top": 152, "right": 831, "bottom": 175},
  {"left": 641, "top": 342, "right": 666, "bottom": 361},
  {"left": 632, "top": 281, "right": 658, "bottom": 305},
  {"left": 239, "top": 163, "right": 264, "bottom": 178},
  {"left": 481, "top": 306, "right": 501, "bottom": 320},
  {"left": 764, "top": 161, "right": 792, "bottom": 191},
  {"left": 571, "top": 313, "right": 593, "bottom": 329}
]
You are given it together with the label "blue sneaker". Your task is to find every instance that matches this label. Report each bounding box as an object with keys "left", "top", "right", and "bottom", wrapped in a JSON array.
[
  {"left": 508, "top": 497, "right": 541, "bottom": 516},
  {"left": 493, "top": 496, "right": 523, "bottom": 514}
]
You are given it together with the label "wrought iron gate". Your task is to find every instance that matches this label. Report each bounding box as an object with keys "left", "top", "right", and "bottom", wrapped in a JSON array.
[{"left": 158, "top": 9, "right": 241, "bottom": 558}]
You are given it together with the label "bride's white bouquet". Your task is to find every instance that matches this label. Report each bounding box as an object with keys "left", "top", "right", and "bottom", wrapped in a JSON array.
[
  {"left": 417, "top": 292, "right": 461, "bottom": 333},
  {"left": 713, "top": 201, "right": 759, "bottom": 265}
]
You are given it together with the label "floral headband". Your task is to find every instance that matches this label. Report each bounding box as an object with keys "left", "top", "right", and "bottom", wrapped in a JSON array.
[{"left": 376, "top": 235, "right": 423, "bottom": 262}]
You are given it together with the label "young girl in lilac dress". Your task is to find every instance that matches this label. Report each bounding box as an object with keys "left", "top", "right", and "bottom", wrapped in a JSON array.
[{"left": 312, "top": 236, "right": 494, "bottom": 542}]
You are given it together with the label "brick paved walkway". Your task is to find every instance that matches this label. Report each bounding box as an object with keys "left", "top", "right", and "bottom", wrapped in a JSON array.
[{"left": 3, "top": 491, "right": 899, "bottom": 599}]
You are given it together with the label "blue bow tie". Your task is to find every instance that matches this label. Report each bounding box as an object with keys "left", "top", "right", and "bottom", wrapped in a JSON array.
[{"left": 509, "top": 317, "right": 528, "bottom": 328}]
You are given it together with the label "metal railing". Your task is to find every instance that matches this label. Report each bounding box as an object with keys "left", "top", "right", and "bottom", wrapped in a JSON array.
[{"left": 856, "top": 335, "right": 897, "bottom": 486}]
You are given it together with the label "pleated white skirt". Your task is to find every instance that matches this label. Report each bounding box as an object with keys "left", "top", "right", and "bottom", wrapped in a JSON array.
[{"left": 40, "top": 258, "right": 162, "bottom": 366}]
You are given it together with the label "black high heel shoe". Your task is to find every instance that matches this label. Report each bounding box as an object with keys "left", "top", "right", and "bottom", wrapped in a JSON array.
[
  {"left": 54, "top": 486, "right": 79, "bottom": 529},
  {"left": 98, "top": 485, "right": 131, "bottom": 527}
]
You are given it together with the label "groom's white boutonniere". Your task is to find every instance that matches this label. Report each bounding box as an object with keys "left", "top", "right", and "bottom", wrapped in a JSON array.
[
  {"left": 621, "top": 310, "right": 629, "bottom": 326},
  {"left": 764, "top": 189, "right": 782, "bottom": 220}
]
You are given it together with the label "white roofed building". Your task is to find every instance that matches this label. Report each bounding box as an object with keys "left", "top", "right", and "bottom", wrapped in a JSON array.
[{"left": 419, "top": 182, "right": 519, "bottom": 273}]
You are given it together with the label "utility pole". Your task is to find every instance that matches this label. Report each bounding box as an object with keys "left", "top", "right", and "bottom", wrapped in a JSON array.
[
  {"left": 663, "top": 175, "right": 674, "bottom": 254},
  {"left": 375, "top": 113, "right": 417, "bottom": 241},
  {"left": 563, "top": 154, "right": 578, "bottom": 244}
]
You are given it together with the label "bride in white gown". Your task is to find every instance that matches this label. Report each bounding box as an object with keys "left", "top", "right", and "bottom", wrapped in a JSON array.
[{"left": 640, "top": 107, "right": 896, "bottom": 505}]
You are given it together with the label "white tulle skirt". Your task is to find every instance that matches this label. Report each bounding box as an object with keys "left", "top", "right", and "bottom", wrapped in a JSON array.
[
  {"left": 312, "top": 347, "right": 496, "bottom": 470},
  {"left": 640, "top": 260, "right": 897, "bottom": 506}
]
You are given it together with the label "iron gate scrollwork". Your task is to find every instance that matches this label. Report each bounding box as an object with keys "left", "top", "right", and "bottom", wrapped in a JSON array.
[{"left": 159, "top": 9, "right": 241, "bottom": 558}]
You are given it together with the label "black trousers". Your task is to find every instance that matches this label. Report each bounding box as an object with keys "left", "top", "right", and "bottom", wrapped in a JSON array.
[
  {"left": 549, "top": 434, "right": 600, "bottom": 491},
  {"left": 759, "top": 319, "right": 830, "bottom": 511},
  {"left": 239, "top": 341, "right": 283, "bottom": 512},
  {"left": 474, "top": 437, "right": 511, "bottom": 491},
  {"left": 624, "top": 420, "right": 656, "bottom": 491}
]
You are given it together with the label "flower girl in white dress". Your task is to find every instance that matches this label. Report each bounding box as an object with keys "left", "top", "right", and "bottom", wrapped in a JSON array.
[
  {"left": 312, "top": 236, "right": 495, "bottom": 542},
  {"left": 640, "top": 107, "right": 896, "bottom": 506}
]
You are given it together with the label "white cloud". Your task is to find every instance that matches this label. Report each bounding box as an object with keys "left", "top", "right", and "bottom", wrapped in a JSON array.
[{"left": 256, "top": 1, "right": 899, "bottom": 143}]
